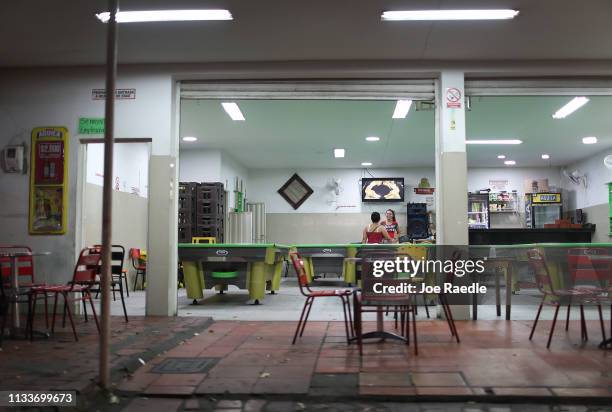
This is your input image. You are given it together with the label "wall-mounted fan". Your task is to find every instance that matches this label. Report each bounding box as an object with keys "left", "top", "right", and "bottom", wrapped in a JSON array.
[
  {"left": 603, "top": 154, "right": 612, "bottom": 169},
  {"left": 326, "top": 177, "right": 343, "bottom": 196},
  {"left": 562, "top": 168, "right": 588, "bottom": 188}
]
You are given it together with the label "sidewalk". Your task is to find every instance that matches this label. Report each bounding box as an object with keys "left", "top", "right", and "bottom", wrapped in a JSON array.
[{"left": 1, "top": 315, "right": 611, "bottom": 410}]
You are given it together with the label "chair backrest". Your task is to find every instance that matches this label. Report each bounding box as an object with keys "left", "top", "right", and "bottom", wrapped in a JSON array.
[
  {"left": 93, "top": 244, "right": 125, "bottom": 276},
  {"left": 360, "top": 252, "right": 414, "bottom": 304},
  {"left": 0, "top": 245, "right": 35, "bottom": 286},
  {"left": 129, "top": 248, "right": 145, "bottom": 269},
  {"left": 71, "top": 247, "right": 102, "bottom": 289},
  {"left": 567, "top": 247, "right": 612, "bottom": 283},
  {"left": 289, "top": 252, "right": 310, "bottom": 296},
  {"left": 527, "top": 248, "right": 555, "bottom": 295}
]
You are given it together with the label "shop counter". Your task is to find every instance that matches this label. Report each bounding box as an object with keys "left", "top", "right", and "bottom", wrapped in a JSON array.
[
  {"left": 178, "top": 243, "right": 290, "bottom": 304},
  {"left": 469, "top": 227, "right": 595, "bottom": 245}
]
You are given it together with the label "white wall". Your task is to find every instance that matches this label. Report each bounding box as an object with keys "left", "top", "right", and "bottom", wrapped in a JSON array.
[
  {"left": 0, "top": 67, "right": 173, "bottom": 285},
  {"left": 247, "top": 168, "right": 435, "bottom": 213},
  {"left": 86, "top": 143, "right": 149, "bottom": 198},
  {"left": 562, "top": 151, "right": 612, "bottom": 210}
]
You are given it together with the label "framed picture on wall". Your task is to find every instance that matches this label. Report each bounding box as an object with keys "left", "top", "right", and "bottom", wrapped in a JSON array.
[{"left": 277, "top": 173, "right": 314, "bottom": 210}]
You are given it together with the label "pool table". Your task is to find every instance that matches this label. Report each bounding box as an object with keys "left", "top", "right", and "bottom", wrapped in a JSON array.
[
  {"left": 293, "top": 244, "right": 431, "bottom": 285},
  {"left": 178, "top": 243, "right": 290, "bottom": 304}
]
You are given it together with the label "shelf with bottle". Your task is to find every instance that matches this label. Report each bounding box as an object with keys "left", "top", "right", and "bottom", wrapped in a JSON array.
[{"left": 489, "top": 191, "right": 519, "bottom": 213}]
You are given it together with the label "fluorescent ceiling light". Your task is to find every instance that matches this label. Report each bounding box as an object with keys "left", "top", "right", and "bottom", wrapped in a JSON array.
[
  {"left": 221, "top": 102, "right": 245, "bottom": 121},
  {"left": 541, "top": 154, "right": 550, "bottom": 160},
  {"left": 361, "top": 162, "right": 373, "bottom": 166},
  {"left": 392, "top": 100, "right": 413, "bottom": 119},
  {"left": 552, "top": 97, "right": 589, "bottom": 119},
  {"left": 466, "top": 140, "right": 522, "bottom": 145},
  {"left": 381, "top": 9, "right": 519, "bottom": 21},
  {"left": 582, "top": 136, "right": 598, "bottom": 144},
  {"left": 96, "top": 9, "right": 232, "bottom": 23},
  {"left": 365, "top": 136, "right": 380, "bottom": 142},
  {"left": 504, "top": 160, "right": 516, "bottom": 165},
  {"left": 334, "top": 149, "right": 345, "bottom": 158},
  {"left": 497, "top": 155, "right": 506, "bottom": 159},
  {"left": 182, "top": 136, "right": 197, "bottom": 142}
]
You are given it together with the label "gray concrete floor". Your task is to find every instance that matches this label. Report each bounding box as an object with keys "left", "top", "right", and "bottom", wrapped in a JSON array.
[{"left": 109, "top": 277, "right": 611, "bottom": 322}]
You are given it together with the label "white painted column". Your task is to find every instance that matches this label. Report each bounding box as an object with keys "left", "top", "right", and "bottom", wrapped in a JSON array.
[
  {"left": 145, "top": 81, "right": 179, "bottom": 316},
  {"left": 435, "top": 71, "right": 470, "bottom": 319}
]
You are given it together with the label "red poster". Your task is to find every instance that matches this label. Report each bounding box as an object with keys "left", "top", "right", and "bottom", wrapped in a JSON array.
[{"left": 35, "top": 141, "right": 64, "bottom": 184}]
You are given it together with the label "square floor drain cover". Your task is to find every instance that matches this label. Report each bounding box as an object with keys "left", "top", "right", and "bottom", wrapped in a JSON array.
[{"left": 151, "top": 358, "right": 218, "bottom": 374}]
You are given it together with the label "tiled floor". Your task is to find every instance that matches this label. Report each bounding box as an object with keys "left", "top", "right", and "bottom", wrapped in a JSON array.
[{"left": 115, "top": 318, "right": 612, "bottom": 399}]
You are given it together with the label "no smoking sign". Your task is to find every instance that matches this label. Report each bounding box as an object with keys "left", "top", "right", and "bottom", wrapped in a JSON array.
[{"left": 446, "top": 87, "right": 462, "bottom": 109}]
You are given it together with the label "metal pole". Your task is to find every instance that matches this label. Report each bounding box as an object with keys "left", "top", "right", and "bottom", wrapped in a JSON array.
[{"left": 100, "top": 0, "right": 118, "bottom": 392}]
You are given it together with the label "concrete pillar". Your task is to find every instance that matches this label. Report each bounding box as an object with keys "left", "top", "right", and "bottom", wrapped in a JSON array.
[
  {"left": 435, "top": 71, "right": 470, "bottom": 319},
  {"left": 145, "top": 82, "right": 179, "bottom": 316}
]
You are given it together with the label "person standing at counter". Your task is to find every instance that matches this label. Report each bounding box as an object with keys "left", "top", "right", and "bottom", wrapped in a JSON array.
[
  {"left": 383, "top": 209, "right": 400, "bottom": 240},
  {"left": 362, "top": 212, "right": 396, "bottom": 244}
]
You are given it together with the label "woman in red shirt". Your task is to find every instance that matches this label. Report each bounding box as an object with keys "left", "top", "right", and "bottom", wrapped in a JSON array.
[
  {"left": 362, "top": 212, "right": 395, "bottom": 244},
  {"left": 383, "top": 209, "right": 400, "bottom": 240}
]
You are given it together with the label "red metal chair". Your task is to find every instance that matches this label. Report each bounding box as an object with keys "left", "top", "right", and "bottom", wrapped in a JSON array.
[
  {"left": 567, "top": 248, "right": 612, "bottom": 342},
  {"left": 30, "top": 248, "right": 101, "bottom": 341},
  {"left": 0, "top": 245, "right": 49, "bottom": 334},
  {"left": 527, "top": 248, "right": 593, "bottom": 348},
  {"left": 289, "top": 252, "right": 354, "bottom": 344},
  {"left": 129, "top": 248, "right": 146, "bottom": 291}
]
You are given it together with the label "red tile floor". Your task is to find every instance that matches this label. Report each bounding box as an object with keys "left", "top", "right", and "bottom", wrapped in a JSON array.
[{"left": 1, "top": 314, "right": 611, "bottom": 409}]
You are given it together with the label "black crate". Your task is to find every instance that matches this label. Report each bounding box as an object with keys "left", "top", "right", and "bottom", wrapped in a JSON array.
[
  {"left": 178, "top": 225, "right": 193, "bottom": 243},
  {"left": 178, "top": 211, "right": 193, "bottom": 226},
  {"left": 194, "top": 215, "right": 224, "bottom": 227},
  {"left": 179, "top": 182, "right": 199, "bottom": 196},
  {"left": 195, "top": 200, "right": 224, "bottom": 217},
  {"left": 179, "top": 194, "right": 194, "bottom": 210},
  {"left": 195, "top": 188, "right": 225, "bottom": 202},
  {"left": 194, "top": 225, "right": 223, "bottom": 238}
]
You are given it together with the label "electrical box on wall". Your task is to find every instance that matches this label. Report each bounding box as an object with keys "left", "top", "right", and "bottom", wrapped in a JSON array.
[{"left": 2, "top": 145, "right": 25, "bottom": 173}]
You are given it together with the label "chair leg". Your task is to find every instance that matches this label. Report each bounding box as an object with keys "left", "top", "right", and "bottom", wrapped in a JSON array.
[
  {"left": 546, "top": 305, "right": 560, "bottom": 349},
  {"left": 440, "top": 295, "right": 454, "bottom": 336},
  {"left": 124, "top": 274, "right": 130, "bottom": 297},
  {"left": 43, "top": 293, "right": 49, "bottom": 329},
  {"left": 63, "top": 293, "right": 78, "bottom": 341},
  {"left": 580, "top": 304, "right": 588, "bottom": 341},
  {"left": 299, "top": 297, "right": 314, "bottom": 337},
  {"left": 292, "top": 297, "right": 311, "bottom": 344},
  {"left": 405, "top": 306, "right": 410, "bottom": 345},
  {"left": 346, "top": 297, "right": 354, "bottom": 338},
  {"left": 442, "top": 296, "right": 460, "bottom": 343},
  {"left": 87, "top": 292, "right": 100, "bottom": 333},
  {"left": 597, "top": 305, "right": 606, "bottom": 343},
  {"left": 411, "top": 305, "right": 418, "bottom": 355},
  {"left": 62, "top": 299, "right": 67, "bottom": 328},
  {"left": 51, "top": 292, "right": 59, "bottom": 333},
  {"left": 29, "top": 292, "right": 37, "bottom": 340},
  {"left": 565, "top": 300, "right": 571, "bottom": 331},
  {"left": 82, "top": 292, "right": 88, "bottom": 322},
  {"left": 355, "top": 299, "right": 363, "bottom": 356},
  {"left": 340, "top": 296, "right": 350, "bottom": 344},
  {"left": 119, "top": 283, "right": 128, "bottom": 323},
  {"left": 422, "top": 295, "right": 430, "bottom": 319},
  {"left": 529, "top": 301, "right": 543, "bottom": 340},
  {"left": 133, "top": 272, "right": 139, "bottom": 292}
]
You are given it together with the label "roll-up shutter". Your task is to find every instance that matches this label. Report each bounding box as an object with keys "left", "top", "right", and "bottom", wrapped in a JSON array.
[
  {"left": 180, "top": 80, "right": 435, "bottom": 100},
  {"left": 465, "top": 78, "right": 612, "bottom": 96}
]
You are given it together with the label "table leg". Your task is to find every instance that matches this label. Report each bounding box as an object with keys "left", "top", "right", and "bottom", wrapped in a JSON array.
[
  {"left": 376, "top": 308, "right": 383, "bottom": 332},
  {"left": 11, "top": 256, "right": 20, "bottom": 331},
  {"left": 505, "top": 262, "right": 512, "bottom": 320}
]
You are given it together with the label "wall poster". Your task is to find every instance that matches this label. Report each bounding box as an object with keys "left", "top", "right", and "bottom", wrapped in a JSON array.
[{"left": 29, "top": 127, "right": 69, "bottom": 234}]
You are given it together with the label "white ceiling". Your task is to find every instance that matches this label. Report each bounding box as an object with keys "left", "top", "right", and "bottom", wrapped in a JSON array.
[
  {"left": 2, "top": 0, "right": 612, "bottom": 67},
  {"left": 179, "top": 96, "right": 612, "bottom": 168}
]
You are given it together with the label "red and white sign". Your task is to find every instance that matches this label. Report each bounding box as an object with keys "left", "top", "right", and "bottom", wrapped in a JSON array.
[
  {"left": 446, "top": 87, "right": 462, "bottom": 109},
  {"left": 414, "top": 187, "right": 435, "bottom": 195},
  {"left": 34, "top": 141, "right": 64, "bottom": 184}
]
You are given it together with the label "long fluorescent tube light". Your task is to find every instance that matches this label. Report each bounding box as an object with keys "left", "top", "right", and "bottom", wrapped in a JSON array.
[
  {"left": 96, "top": 9, "right": 232, "bottom": 23},
  {"left": 361, "top": 162, "right": 373, "bottom": 166},
  {"left": 334, "top": 149, "right": 345, "bottom": 158},
  {"left": 582, "top": 136, "right": 598, "bottom": 144},
  {"left": 221, "top": 102, "right": 245, "bottom": 121},
  {"left": 466, "top": 140, "right": 522, "bottom": 145},
  {"left": 182, "top": 136, "right": 197, "bottom": 142},
  {"left": 504, "top": 160, "right": 516, "bottom": 165},
  {"left": 365, "top": 136, "right": 380, "bottom": 142},
  {"left": 382, "top": 10, "right": 518, "bottom": 21},
  {"left": 541, "top": 154, "right": 550, "bottom": 160},
  {"left": 392, "top": 100, "right": 413, "bottom": 119},
  {"left": 552, "top": 97, "right": 589, "bottom": 119},
  {"left": 497, "top": 155, "right": 506, "bottom": 159}
]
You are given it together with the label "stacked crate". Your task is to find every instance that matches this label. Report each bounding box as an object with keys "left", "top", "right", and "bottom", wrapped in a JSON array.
[
  {"left": 178, "top": 182, "right": 225, "bottom": 243},
  {"left": 194, "top": 183, "right": 225, "bottom": 242}
]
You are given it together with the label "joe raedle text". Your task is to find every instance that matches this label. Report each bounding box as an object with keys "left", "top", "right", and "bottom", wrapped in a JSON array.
[{"left": 372, "top": 282, "right": 487, "bottom": 295}]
